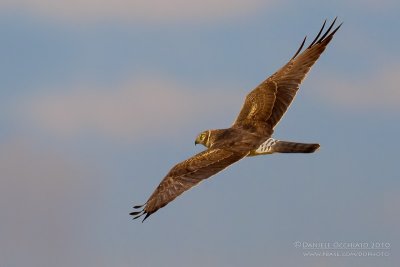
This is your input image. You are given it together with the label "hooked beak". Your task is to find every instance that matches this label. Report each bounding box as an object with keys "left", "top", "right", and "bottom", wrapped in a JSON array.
[{"left": 195, "top": 140, "right": 199, "bottom": 146}]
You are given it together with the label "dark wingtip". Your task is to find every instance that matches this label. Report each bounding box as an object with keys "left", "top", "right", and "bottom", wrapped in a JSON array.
[
  {"left": 130, "top": 203, "right": 147, "bottom": 220},
  {"left": 291, "top": 17, "right": 342, "bottom": 60},
  {"left": 330, "top": 22, "right": 343, "bottom": 37},
  {"left": 318, "top": 17, "right": 337, "bottom": 43},
  {"left": 291, "top": 35, "right": 307, "bottom": 60},
  {"left": 142, "top": 212, "right": 151, "bottom": 223},
  {"left": 308, "top": 19, "right": 326, "bottom": 48},
  {"left": 132, "top": 214, "right": 144, "bottom": 220},
  {"left": 131, "top": 210, "right": 145, "bottom": 220},
  {"left": 131, "top": 201, "right": 153, "bottom": 222}
]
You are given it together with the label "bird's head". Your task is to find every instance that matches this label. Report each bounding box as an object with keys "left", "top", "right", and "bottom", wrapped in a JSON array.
[{"left": 195, "top": 130, "right": 211, "bottom": 148}]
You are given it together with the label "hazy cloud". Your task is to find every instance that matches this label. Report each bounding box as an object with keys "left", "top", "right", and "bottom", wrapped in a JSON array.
[
  {"left": 310, "top": 66, "right": 400, "bottom": 112},
  {"left": 18, "top": 76, "right": 242, "bottom": 141},
  {"left": 2, "top": 0, "right": 272, "bottom": 23},
  {"left": 0, "top": 137, "right": 100, "bottom": 266}
]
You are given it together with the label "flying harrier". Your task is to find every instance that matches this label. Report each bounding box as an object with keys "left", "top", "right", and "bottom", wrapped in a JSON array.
[{"left": 131, "top": 19, "right": 341, "bottom": 222}]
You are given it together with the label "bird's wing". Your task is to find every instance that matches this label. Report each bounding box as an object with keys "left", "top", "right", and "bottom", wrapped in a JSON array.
[
  {"left": 233, "top": 18, "right": 342, "bottom": 130},
  {"left": 265, "top": 18, "right": 341, "bottom": 128},
  {"left": 232, "top": 79, "right": 277, "bottom": 129},
  {"left": 131, "top": 148, "right": 248, "bottom": 221}
]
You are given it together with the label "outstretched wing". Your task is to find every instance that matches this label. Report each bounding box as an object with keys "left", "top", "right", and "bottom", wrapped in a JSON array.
[
  {"left": 131, "top": 148, "right": 248, "bottom": 222},
  {"left": 233, "top": 18, "right": 342, "bottom": 130},
  {"left": 233, "top": 79, "right": 277, "bottom": 128},
  {"left": 266, "top": 18, "right": 342, "bottom": 128}
]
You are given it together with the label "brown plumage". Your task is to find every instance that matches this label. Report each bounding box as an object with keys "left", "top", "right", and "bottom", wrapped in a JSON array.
[{"left": 131, "top": 19, "right": 342, "bottom": 222}]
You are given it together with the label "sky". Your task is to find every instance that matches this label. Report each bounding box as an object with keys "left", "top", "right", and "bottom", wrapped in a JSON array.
[{"left": 0, "top": 1, "right": 399, "bottom": 267}]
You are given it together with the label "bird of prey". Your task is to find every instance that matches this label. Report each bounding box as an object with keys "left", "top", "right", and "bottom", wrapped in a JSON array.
[{"left": 131, "top": 18, "right": 342, "bottom": 222}]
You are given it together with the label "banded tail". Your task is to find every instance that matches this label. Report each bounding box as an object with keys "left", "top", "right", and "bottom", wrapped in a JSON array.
[{"left": 249, "top": 138, "right": 320, "bottom": 156}]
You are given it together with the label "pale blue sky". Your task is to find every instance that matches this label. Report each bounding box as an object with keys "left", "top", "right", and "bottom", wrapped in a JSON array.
[{"left": 0, "top": 1, "right": 399, "bottom": 267}]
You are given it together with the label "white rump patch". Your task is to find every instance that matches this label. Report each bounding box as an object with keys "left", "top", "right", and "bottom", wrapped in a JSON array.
[{"left": 254, "top": 138, "right": 277, "bottom": 154}]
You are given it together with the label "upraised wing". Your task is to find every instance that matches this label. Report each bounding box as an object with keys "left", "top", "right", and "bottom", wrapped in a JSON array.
[
  {"left": 131, "top": 148, "right": 248, "bottom": 222},
  {"left": 233, "top": 18, "right": 342, "bottom": 130},
  {"left": 233, "top": 80, "right": 277, "bottom": 129}
]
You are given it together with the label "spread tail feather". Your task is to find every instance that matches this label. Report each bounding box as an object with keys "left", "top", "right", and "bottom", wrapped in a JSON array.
[{"left": 249, "top": 138, "right": 320, "bottom": 156}]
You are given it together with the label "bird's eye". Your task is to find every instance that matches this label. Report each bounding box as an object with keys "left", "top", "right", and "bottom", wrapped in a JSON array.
[{"left": 200, "top": 134, "right": 205, "bottom": 139}]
